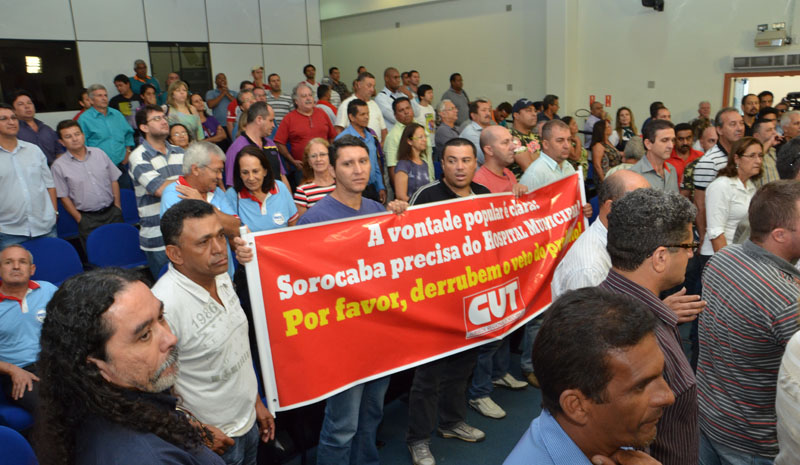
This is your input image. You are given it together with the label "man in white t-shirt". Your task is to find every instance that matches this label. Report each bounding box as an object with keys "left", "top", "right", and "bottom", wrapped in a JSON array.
[
  {"left": 414, "top": 84, "right": 436, "bottom": 152},
  {"left": 152, "top": 200, "right": 274, "bottom": 465},
  {"left": 335, "top": 72, "right": 388, "bottom": 144}
]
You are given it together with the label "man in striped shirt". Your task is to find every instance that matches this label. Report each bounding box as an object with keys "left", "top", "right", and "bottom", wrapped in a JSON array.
[
  {"left": 698, "top": 180, "right": 800, "bottom": 463},
  {"left": 129, "top": 104, "right": 184, "bottom": 277},
  {"left": 600, "top": 189, "right": 699, "bottom": 465},
  {"left": 692, "top": 107, "right": 743, "bottom": 245}
]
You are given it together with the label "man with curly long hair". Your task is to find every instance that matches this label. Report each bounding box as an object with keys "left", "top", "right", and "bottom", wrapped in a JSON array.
[{"left": 35, "top": 267, "right": 224, "bottom": 465}]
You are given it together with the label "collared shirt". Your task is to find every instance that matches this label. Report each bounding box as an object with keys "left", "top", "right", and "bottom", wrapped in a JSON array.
[
  {"left": 459, "top": 121, "right": 486, "bottom": 165},
  {"left": 504, "top": 409, "right": 593, "bottom": 465},
  {"left": 701, "top": 175, "right": 756, "bottom": 255},
  {"left": 265, "top": 93, "right": 293, "bottom": 129},
  {"left": 17, "top": 118, "right": 63, "bottom": 165},
  {"left": 334, "top": 96, "right": 387, "bottom": 137},
  {"left": 226, "top": 184, "right": 298, "bottom": 232},
  {"left": 128, "top": 140, "right": 184, "bottom": 251},
  {"left": 693, "top": 143, "right": 729, "bottom": 191},
  {"left": 698, "top": 240, "right": 800, "bottom": 458},
  {"left": 519, "top": 152, "right": 576, "bottom": 191},
  {"left": 434, "top": 123, "right": 460, "bottom": 161},
  {"left": 472, "top": 166, "right": 516, "bottom": 193},
  {"left": 273, "top": 109, "right": 336, "bottom": 161},
  {"left": 667, "top": 147, "right": 703, "bottom": 186},
  {"left": 51, "top": 147, "right": 121, "bottom": 212},
  {"left": 130, "top": 74, "right": 164, "bottom": 105},
  {"left": 374, "top": 87, "right": 409, "bottom": 132},
  {"left": 152, "top": 267, "right": 258, "bottom": 437},
  {"left": 754, "top": 147, "right": 779, "bottom": 188},
  {"left": 440, "top": 87, "right": 470, "bottom": 127},
  {"left": 409, "top": 180, "right": 491, "bottom": 205},
  {"left": 78, "top": 107, "right": 135, "bottom": 165},
  {"left": 0, "top": 280, "right": 56, "bottom": 368},
  {"left": 338, "top": 125, "right": 385, "bottom": 191},
  {"left": 0, "top": 140, "right": 57, "bottom": 237},
  {"left": 551, "top": 219, "right": 610, "bottom": 298},
  {"left": 583, "top": 114, "right": 601, "bottom": 148},
  {"left": 776, "top": 331, "right": 800, "bottom": 465},
  {"left": 629, "top": 155, "right": 679, "bottom": 193},
  {"left": 205, "top": 88, "right": 239, "bottom": 127},
  {"left": 600, "top": 270, "right": 698, "bottom": 465}
]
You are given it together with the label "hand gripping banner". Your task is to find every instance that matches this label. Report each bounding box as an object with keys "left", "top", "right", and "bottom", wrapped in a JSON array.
[{"left": 243, "top": 173, "right": 586, "bottom": 411}]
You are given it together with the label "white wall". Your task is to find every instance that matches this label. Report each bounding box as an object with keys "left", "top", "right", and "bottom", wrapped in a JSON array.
[
  {"left": 320, "top": 0, "right": 547, "bottom": 110},
  {"left": 321, "top": 0, "right": 800, "bottom": 127},
  {"left": 0, "top": 0, "right": 322, "bottom": 128}
]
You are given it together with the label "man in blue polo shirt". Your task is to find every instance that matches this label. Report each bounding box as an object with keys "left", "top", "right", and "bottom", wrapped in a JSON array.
[
  {"left": 336, "top": 99, "right": 386, "bottom": 203},
  {"left": 504, "top": 287, "right": 673, "bottom": 465},
  {"left": 0, "top": 244, "right": 57, "bottom": 413},
  {"left": 298, "top": 135, "right": 406, "bottom": 465}
]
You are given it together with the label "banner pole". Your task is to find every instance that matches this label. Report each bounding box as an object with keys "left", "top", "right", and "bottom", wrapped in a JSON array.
[
  {"left": 241, "top": 227, "right": 281, "bottom": 414},
  {"left": 577, "top": 168, "right": 589, "bottom": 230}
]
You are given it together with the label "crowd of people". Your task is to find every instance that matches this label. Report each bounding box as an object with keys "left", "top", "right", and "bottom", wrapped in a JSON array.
[{"left": 1, "top": 56, "right": 800, "bottom": 465}]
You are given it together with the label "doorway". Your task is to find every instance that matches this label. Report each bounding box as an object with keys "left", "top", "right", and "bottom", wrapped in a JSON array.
[{"left": 723, "top": 71, "right": 800, "bottom": 108}]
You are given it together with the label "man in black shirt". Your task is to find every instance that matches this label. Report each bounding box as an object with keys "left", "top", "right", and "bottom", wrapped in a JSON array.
[
  {"left": 406, "top": 138, "right": 490, "bottom": 465},
  {"left": 110, "top": 74, "right": 143, "bottom": 131}
]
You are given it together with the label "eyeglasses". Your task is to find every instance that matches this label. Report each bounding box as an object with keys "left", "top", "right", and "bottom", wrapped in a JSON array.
[
  {"left": 0, "top": 115, "right": 19, "bottom": 122},
  {"left": 739, "top": 152, "right": 765, "bottom": 159},
  {"left": 309, "top": 152, "right": 328, "bottom": 160},
  {"left": 664, "top": 241, "right": 700, "bottom": 253},
  {"left": 148, "top": 115, "right": 166, "bottom": 122},
  {"left": 171, "top": 131, "right": 188, "bottom": 137}
]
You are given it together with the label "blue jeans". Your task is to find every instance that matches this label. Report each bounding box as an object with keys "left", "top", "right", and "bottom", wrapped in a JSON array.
[
  {"left": 145, "top": 249, "right": 170, "bottom": 280},
  {"left": 0, "top": 226, "right": 56, "bottom": 249},
  {"left": 699, "top": 431, "right": 774, "bottom": 465},
  {"left": 220, "top": 421, "right": 259, "bottom": 465},
  {"left": 520, "top": 317, "right": 543, "bottom": 373},
  {"left": 468, "top": 339, "right": 510, "bottom": 399},
  {"left": 317, "top": 376, "right": 390, "bottom": 465}
]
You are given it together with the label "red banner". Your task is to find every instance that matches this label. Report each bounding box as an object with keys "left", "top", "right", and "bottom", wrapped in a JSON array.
[{"left": 244, "top": 174, "right": 585, "bottom": 410}]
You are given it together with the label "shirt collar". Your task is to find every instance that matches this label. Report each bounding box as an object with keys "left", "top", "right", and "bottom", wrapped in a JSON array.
[
  {"left": 239, "top": 186, "right": 278, "bottom": 206},
  {"left": 0, "top": 281, "right": 40, "bottom": 307},
  {"left": 538, "top": 410, "right": 594, "bottom": 465},
  {"left": 142, "top": 139, "right": 182, "bottom": 158},
  {"left": 166, "top": 264, "right": 228, "bottom": 305},
  {"left": 66, "top": 147, "right": 92, "bottom": 161},
  {"left": 604, "top": 269, "right": 678, "bottom": 327},
  {"left": 743, "top": 240, "right": 800, "bottom": 280}
]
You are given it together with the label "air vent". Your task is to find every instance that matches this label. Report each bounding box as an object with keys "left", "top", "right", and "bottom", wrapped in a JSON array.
[{"left": 733, "top": 54, "right": 800, "bottom": 70}]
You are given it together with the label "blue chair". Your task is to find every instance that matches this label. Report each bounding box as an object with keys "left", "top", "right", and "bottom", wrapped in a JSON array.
[
  {"left": 120, "top": 189, "right": 139, "bottom": 225},
  {"left": 0, "top": 425, "right": 38, "bottom": 465},
  {"left": 0, "top": 395, "right": 33, "bottom": 433},
  {"left": 56, "top": 202, "right": 79, "bottom": 239},
  {"left": 21, "top": 237, "right": 83, "bottom": 286},
  {"left": 86, "top": 223, "right": 147, "bottom": 269}
]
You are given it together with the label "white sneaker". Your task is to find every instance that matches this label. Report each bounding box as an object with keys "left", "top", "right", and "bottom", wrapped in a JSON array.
[
  {"left": 468, "top": 396, "right": 506, "bottom": 419},
  {"left": 492, "top": 372, "right": 528, "bottom": 390},
  {"left": 408, "top": 440, "right": 436, "bottom": 465}
]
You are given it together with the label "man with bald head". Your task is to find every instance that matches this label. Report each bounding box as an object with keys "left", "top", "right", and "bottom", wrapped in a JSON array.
[
  {"left": 473, "top": 126, "right": 528, "bottom": 196},
  {"left": 583, "top": 101, "right": 604, "bottom": 148},
  {"left": 551, "top": 170, "right": 651, "bottom": 298}
]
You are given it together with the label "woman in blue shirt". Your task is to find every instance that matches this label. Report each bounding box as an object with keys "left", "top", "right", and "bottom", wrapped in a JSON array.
[{"left": 226, "top": 145, "right": 298, "bottom": 232}]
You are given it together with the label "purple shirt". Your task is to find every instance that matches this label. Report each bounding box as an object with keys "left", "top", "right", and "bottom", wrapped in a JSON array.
[
  {"left": 225, "top": 134, "right": 286, "bottom": 187},
  {"left": 17, "top": 118, "right": 63, "bottom": 165},
  {"left": 297, "top": 194, "right": 385, "bottom": 225},
  {"left": 51, "top": 147, "right": 122, "bottom": 212},
  {"left": 202, "top": 115, "right": 222, "bottom": 139}
]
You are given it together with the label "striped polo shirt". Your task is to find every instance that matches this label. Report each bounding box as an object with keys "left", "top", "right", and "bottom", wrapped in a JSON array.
[
  {"left": 698, "top": 240, "right": 800, "bottom": 458},
  {"left": 293, "top": 182, "right": 336, "bottom": 210},
  {"left": 692, "top": 143, "right": 728, "bottom": 191},
  {"left": 128, "top": 140, "right": 184, "bottom": 251},
  {"left": 600, "top": 270, "right": 698, "bottom": 465}
]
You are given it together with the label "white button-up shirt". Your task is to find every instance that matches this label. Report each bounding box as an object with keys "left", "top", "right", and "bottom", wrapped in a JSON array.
[
  {"left": 701, "top": 175, "right": 756, "bottom": 256},
  {"left": 551, "top": 219, "right": 611, "bottom": 298}
]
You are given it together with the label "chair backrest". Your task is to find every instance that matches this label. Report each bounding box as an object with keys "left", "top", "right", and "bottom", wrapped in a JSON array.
[
  {"left": 0, "top": 394, "right": 33, "bottom": 433},
  {"left": 20, "top": 237, "right": 83, "bottom": 286},
  {"left": 86, "top": 223, "right": 147, "bottom": 269},
  {"left": 120, "top": 189, "right": 140, "bottom": 225},
  {"left": 0, "top": 425, "right": 38, "bottom": 465},
  {"left": 56, "top": 202, "right": 79, "bottom": 239}
]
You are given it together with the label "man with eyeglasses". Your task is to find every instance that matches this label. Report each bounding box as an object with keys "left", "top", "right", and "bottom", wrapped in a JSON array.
[
  {"left": 0, "top": 103, "right": 57, "bottom": 248},
  {"left": 600, "top": 189, "right": 699, "bottom": 465},
  {"left": 128, "top": 104, "right": 185, "bottom": 277},
  {"left": 434, "top": 99, "right": 459, "bottom": 161},
  {"left": 697, "top": 181, "right": 800, "bottom": 464}
]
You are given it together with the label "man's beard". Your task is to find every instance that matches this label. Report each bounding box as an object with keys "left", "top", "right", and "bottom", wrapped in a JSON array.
[{"left": 149, "top": 347, "right": 180, "bottom": 392}]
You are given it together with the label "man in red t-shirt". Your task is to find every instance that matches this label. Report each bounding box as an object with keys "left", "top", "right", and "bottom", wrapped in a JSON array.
[
  {"left": 667, "top": 122, "right": 703, "bottom": 187},
  {"left": 274, "top": 83, "right": 336, "bottom": 183}
]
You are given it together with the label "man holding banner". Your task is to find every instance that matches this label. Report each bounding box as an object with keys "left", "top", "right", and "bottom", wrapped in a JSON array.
[
  {"left": 406, "top": 137, "right": 491, "bottom": 465},
  {"left": 297, "top": 134, "right": 408, "bottom": 465}
]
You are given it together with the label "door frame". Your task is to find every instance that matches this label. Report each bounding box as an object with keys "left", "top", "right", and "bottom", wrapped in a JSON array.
[{"left": 723, "top": 70, "right": 800, "bottom": 105}]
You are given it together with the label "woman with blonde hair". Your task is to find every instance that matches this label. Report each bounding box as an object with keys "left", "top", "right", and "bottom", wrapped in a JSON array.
[
  {"left": 609, "top": 106, "right": 637, "bottom": 151},
  {"left": 166, "top": 80, "right": 204, "bottom": 141},
  {"left": 294, "top": 138, "right": 336, "bottom": 216}
]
